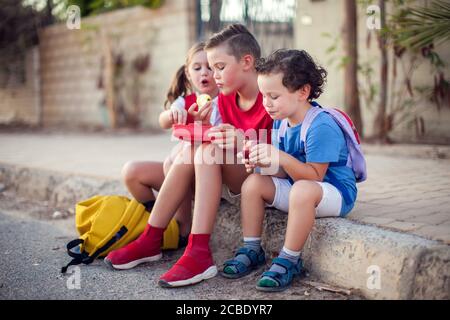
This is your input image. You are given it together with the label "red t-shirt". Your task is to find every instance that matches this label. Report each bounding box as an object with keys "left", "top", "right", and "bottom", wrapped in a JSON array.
[{"left": 218, "top": 92, "right": 273, "bottom": 143}]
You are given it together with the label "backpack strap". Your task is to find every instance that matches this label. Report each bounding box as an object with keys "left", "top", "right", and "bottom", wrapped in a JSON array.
[
  {"left": 277, "top": 119, "right": 289, "bottom": 144},
  {"left": 275, "top": 103, "right": 354, "bottom": 206},
  {"left": 278, "top": 103, "right": 324, "bottom": 148},
  {"left": 61, "top": 226, "right": 128, "bottom": 274},
  {"left": 61, "top": 239, "right": 89, "bottom": 274},
  {"left": 300, "top": 103, "right": 347, "bottom": 168},
  {"left": 300, "top": 102, "right": 352, "bottom": 206},
  {"left": 300, "top": 103, "right": 325, "bottom": 154}
]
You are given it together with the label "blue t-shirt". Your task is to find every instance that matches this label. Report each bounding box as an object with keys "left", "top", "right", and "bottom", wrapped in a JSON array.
[{"left": 272, "top": 110, "right": 357, "bottom": 216}]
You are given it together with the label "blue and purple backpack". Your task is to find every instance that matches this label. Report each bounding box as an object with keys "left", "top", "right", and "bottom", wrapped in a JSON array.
[{"left": 278, "top": 101, "right": 367, "bottom": 184}]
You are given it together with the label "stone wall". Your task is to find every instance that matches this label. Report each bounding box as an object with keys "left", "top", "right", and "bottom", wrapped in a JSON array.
[
  {"left": 0, "top": 1, "right": 196, "bottom": 129},
  {"left": 0, "top": 47, "right": 40, "bottom": 126},
  {"left": 39, "top": 2, "right": 195, "bottom": 129}
]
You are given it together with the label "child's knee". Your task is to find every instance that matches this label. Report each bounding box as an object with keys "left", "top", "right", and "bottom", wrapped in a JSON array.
[
  {"left": 290, "top": 180, "right": 322, "bottom": 206},
  {"left": 176, "top": 143, "right": 196, "bottom": 165},
  {"left": 121, "top": 161, "right": 139, "bottom": 183},
  {"left": 163, "top": 157, "right": 173, "bottom": 175},
  {"left": 242, "top": 173, "right": 266, "bottom": 195},
  {"left": 194, "top": 143, "right": 222, "bottom": 165},
  {"left": 185, "top": 143, "right": 197, "bottom": 160}
]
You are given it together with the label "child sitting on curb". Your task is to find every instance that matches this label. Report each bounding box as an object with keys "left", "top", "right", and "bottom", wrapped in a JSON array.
[
  {"left": 157, "top": 24, "right": 273, "bottom": 287},
  {"left": 105, "top": 42, "right": 219, "bottom": 269},
  {"left": 220, "top": 49, "right": 359, "bottom": 292}
]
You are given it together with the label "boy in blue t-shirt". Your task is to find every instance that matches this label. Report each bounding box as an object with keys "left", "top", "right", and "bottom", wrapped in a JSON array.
[{"left": 220, "top": 49, "right": 358, "bottom": 292}]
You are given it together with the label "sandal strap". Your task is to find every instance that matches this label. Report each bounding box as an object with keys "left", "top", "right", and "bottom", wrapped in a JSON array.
[
  {"left": 261, "top": 271, "right": 283, "bottom": 286},
  {"left": 258, "top": 258, "right": 304, "bottom": 289},
  {"left": 234, "top": 247, "right": 264, "bottom": 267},
  {"left": 222, "top": 246, "right": 265, "bottom": 275},
  {"left": 223, "top": 259, "right": 247, "bottom": 273},
  {"left": 272, "top": 257, "right": 293, "bottom": 271}
]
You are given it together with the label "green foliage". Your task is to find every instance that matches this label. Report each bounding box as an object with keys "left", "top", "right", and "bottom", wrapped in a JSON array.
[
  {"left": 321, "top": 32, "right": 350, "bottom": 70},
  {"left": 390, "top": 0, "right": 450, "bottom": 50},
  {"left": 358, "top": 0, "right": 449, "bottom": 141},
  {"left": 66, "top": 0, "right": 164, "bottom": 17},
  {"left": 386, "top": 1, "right": 450, "bottom": 113},
  {"left": 0, "top": 0, "right": 53, "bottom": 86},
  {"left": 357, "top": 60, "right": 378, "bottom": 111}
]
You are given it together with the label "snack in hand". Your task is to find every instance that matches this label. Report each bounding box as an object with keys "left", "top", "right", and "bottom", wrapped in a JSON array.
[
  {"left": 172, "top": 123, "right": 213, "bottom": 143},
  {"left": 243, "top": 144, "right": 250, "bottom": 160},
  {"left": 243, "top": 139, "right": 253, "bottom": 173},
  {"left": 196, "top": 94, "right": 211, "bottom": 108}
]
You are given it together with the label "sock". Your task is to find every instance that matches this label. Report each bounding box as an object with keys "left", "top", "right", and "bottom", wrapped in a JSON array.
[
  {"left": 106, "top": 223, "right": 165, "bottom": 264},
  {"left": 143, "top": 199, "right": 156, "bottom": 212},
  {"left": 224, "top": 237, "right": 261, "bottom": 274},
  {"left": 269, "top": 246, "right": 301, "bottom": 274},
  {"left": 128, "top": 224, "right": 165, "bottom": 257},
  {"left": 184, "top": 233, "right": 212, "bottom": 262}
]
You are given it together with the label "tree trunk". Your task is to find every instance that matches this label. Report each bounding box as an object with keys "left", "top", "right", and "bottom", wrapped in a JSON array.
[
  {"left": 209, "top": 0, "right": 223, "bottom": 33},
  {"left": 343, "top": 0, "right": 363, "bottom": 136},
  {"left": 373, "top": 0, "right": 388, "bottom": 142},
  {"left": 45, "top": 0, "right": 55, "bottom": 25}
]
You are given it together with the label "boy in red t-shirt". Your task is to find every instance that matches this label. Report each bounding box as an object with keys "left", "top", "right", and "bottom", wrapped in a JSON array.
[
  {"left": 158, "top": 24, "right": 272, "bottom": 287},
  {"left": 104, "top": 24, "right": 272, "bottom": 287}
]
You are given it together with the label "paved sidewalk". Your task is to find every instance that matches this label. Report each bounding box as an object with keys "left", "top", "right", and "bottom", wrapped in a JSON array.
[{"left": 1, "top": 131, "right": 449, "bottom": 244}]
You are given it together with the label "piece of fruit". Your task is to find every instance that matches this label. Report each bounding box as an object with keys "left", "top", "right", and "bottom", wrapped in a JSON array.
[
  {"left": 244, "top": 148, "right": 250, "bottom": 160},
  {"left": 243, "top": 139, "right": 252, "bottom": 160},
  {"left": 196, "top": 94, "right": 211, "bottom": 108}
]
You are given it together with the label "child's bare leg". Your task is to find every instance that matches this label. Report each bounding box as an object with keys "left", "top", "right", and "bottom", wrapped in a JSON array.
[
  {"left": 163, "top": 141, "right": 184, "bottom": 175},
  {"left": 173, "top": 185, "right": 193, "bottom": 237},
  {"left": 158, "top": 144, "right": 250, "bottom": 286},
  {"left": 241, "top": 174, "right": 276, "bottom": 237},
  {"left": 122, "top": 159, "right": 192, "bottom": 232},
  {"left": 122, "top": 161, "right": 165, "bottom": 202},
  {"left": 222, "top": 174, "right": 275, "bottom": 277},
  {"left": 257, "top": 180, "right": 323, "bottom": 290},
  {"left": 163, "top": 156, "right": 172, "bottom": 177},
  {"left": 163, "top": 153, "right": 193, "bottom": 237},
  {"left": 149, "top": 144, "right": 196, "bottom": 231},
  {"left": 105, "top": 146, "right": 197, "bottom": 270},
  {"left": 284, "top": 180, "right": 323, "bottom": 251},
  {"left": 191, "top": 144, "right": 249, "bottom": 234}
]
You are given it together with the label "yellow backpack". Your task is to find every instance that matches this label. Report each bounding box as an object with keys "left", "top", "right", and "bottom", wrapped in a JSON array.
[{"left": 61, "top": 195, "right": 179, "bottom": 273}]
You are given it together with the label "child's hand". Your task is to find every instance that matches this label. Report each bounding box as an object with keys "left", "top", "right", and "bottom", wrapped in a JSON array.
[
  {"left": 248, "top": 143, "right": 280, "bottom": 168},
  {"left": 208, "top": 124, "right": 243, "bottom": 150},
  {"left": 188, "top": 102, "right": 212, "bottom": 125},
  {"left": 237, "top": 152, "right": 256, "bottom": 173},
  {"left": 239, "top": 139, "right": 257, "bottom": 173},
  {"left": 169, "top": 107, "right": 188, "bottom": 124}
]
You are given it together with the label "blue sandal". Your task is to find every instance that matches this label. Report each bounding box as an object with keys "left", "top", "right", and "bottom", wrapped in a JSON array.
[
  {"left": 256, "top": 257, "right": 304, "bottom": 292},
  {"left": 220, "top": 247, "right": 266, "bottom": 279}
]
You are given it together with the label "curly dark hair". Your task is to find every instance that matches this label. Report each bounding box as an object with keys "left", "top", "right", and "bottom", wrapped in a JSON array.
[{"left": 255, "top": 49, "right": 327, "bottom": 100}]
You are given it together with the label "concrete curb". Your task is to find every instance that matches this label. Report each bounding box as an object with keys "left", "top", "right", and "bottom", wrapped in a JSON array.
[{"left": 1, "top": 162, "right": 449, "bottom": 299}]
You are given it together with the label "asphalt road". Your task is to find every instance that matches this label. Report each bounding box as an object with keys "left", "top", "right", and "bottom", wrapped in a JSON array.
[{"left": 0, "top": 208, "right": 358, "bottom": 301}]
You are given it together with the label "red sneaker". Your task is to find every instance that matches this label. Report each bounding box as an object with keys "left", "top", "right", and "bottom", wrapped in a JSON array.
[
  {"left": 104, "top": 224, "right": 164, "bottom": 270},
  {"left": 158, "top": 234, "right": 217, "bottom": 287}
]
